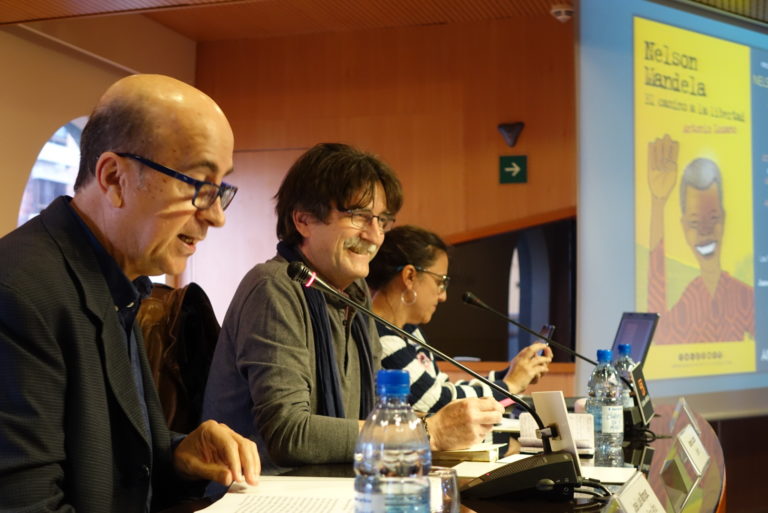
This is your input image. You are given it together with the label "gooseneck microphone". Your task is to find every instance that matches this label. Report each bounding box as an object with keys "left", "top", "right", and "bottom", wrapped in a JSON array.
[
  {"left": 463, "top": 291, "right": 638, "bottom": 406},
  {"left": 462, "top": 291, "right": 599, "bottom": 366},
  {"left": 288, "top": 261, "right": 582, "bottom": 500},
  {"left": 288, "top": 261, "right": 342, "bottom": 297},
  {"left": 286, "top": 261, "right": 556, "bottom": 448}
]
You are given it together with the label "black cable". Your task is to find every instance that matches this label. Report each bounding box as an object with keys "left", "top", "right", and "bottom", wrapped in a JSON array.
[
  {"left": 573, "top": 505, "right": 605, "bottom": 511},
  {"left": 627, "top": 426, "right": 664, "bottom": 443},
  {"left": 572, "top": 493, "right": 611, "bottom": 511},
  {"left": 576, "top": 488, "right": 610, "bottom": 500},
  {"left": 578, "top": 477, "right": 612, "bottom": 496}
]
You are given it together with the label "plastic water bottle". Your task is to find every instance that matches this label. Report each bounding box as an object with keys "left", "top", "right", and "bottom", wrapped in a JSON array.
[
  {"left": 614, "top": 344, "right": 636, "bottom": 408},
  {"left": 585, "top": 349, "right": 624, "bottom": 467},
  {"left": 354, "top": 369, "right": 431, "bottom": 513}
]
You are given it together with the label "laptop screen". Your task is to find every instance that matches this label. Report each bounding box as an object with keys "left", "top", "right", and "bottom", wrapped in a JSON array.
[{"left": 610, "top": 312, "right": 660, "bottom": 366}]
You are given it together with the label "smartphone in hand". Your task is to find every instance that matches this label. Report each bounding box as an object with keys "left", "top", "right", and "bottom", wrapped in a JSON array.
[{"left": 537, "top": 324, "right": 556, "bottom": 355}]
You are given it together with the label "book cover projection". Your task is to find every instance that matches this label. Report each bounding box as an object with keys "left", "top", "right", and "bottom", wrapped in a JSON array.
[{"left": 633, "top": 17, "right": 768, "bottom": 380}]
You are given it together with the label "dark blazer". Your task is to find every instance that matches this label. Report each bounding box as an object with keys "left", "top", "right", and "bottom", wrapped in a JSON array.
[{"left": 0, "top": 197, "right": 190, "bottom": 512}]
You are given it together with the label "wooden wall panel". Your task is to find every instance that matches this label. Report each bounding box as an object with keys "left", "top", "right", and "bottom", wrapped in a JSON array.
[
  {"left": 189, "top": 15, "right": 575, "bottom": 317},
  {"left": 195, "top": 15, "right": 575, "bottom": 238}
]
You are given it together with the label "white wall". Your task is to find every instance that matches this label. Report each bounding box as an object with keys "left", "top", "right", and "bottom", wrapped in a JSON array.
[
  {"left": 26, "top": 15, "right": 196, "bottom": 83},
  {"left": 0, "top": 15, "right": 195, "bottom": 237}
]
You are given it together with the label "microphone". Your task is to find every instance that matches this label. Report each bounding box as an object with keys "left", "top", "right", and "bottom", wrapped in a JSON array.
[
  {"left": 462, "top": 291, "right": 598, "bottom": 366},
  {"left": 287, "top": 261, "right": 579, "bottom": 500},
  {"left": 287, "top": 262, "right": 555, "bottom": 446},
  {"left": 462, "top": 291, "right": 651, "bottom": 434},
  {"left": 287, "top": 260, "right": 339, "bottom": 295}
]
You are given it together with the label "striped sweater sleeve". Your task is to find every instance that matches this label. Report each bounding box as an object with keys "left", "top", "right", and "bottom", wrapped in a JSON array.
[{"left": 379, "top": 325, "right": 510, "bottom": 414}]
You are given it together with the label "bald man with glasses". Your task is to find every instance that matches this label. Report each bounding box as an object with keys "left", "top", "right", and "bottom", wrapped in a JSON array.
[{"left": 0, "top": 74, "right": 259, "bottom": 513}]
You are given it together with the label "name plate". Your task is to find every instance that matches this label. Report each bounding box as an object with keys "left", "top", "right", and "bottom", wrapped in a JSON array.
[
  {"left": 677, "top": 423, "right": 709, "bottom": 475},
  {"left": 614, "top": 471, "right": 666, "bottom": 513}
]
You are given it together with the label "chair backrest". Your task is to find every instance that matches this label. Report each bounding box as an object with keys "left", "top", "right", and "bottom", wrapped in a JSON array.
[{"left": 137, "top": 282, "right": 220, "bottom": 433}]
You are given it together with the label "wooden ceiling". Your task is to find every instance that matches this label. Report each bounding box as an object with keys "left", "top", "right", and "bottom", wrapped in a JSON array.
[
  {"left": 145, "top": 0, "right": 567, "bottom": 41},
  {"left": 0, "top": 0, "right": 243, "bottom": 26},
  {"left": 1, "top": 1, "right": 765, "bottom": 43},
  {"left": 2, "top": 0, "right": 571, "bottom": 41}
]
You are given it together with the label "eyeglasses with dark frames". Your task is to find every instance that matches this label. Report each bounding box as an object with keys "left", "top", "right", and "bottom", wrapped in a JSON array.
[
  {"left": 116, "top": 152, "right": 238, "bottom": 210},
  {"left": 394, "top": 264, "right": 450, "bottom": 293},
  {"left": 339, "top": 209, "right": 396, "bottom": 232},
  {"left": 414, "top": 266, "right": 450, "bottom": 292}
]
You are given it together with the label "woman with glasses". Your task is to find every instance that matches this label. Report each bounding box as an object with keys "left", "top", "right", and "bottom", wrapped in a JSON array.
[{"left": 367, "top": 225, "right": 553, "bottom": 414}]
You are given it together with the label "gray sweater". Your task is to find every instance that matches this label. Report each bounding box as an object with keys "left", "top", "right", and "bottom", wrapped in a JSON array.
[{"left": 202, "top": 255, "right": 380, "bottom": 471}]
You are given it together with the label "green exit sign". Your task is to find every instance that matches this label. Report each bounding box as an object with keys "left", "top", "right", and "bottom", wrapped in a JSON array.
[{"left": 499, "top": 156, "right": 527, "bottom": 184}]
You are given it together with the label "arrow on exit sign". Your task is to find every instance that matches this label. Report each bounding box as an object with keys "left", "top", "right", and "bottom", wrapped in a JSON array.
[{"left": 499, "top": 156, "right": 527, "bottom": 183}]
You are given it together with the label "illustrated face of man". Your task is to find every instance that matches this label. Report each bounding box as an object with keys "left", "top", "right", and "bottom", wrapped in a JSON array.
[
  {"left": 297, "top": 182, "right": 388, "bottom": 290},
  {"left": 116, "top": 110, "right": 234, "bottom": 279},
  {"left": 681, "top": 183, "right": 724, "bottom": 273}
]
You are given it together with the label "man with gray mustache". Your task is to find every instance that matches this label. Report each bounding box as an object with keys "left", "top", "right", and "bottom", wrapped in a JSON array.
[{"left": 203, "top": 143, "right": 504, "bottom": 475}]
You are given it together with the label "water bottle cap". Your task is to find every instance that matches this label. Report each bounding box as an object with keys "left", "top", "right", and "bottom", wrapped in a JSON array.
[
  {"left": 618, "top": 344, "right": 631, "bottom": 356},
  {"left": 376, "top": 369, "right": 410, "bottom": 396},
  {"left": 597, "top": 349, "right": 613, "bottom": 363}
]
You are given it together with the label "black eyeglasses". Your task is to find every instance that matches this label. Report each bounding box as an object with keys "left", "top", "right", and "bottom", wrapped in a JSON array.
[
  {"left": 116, "top": 153, "right": 238, "bottom": 210},
  {"left": 414, "top": 266, "right": 451, "bottom": 292},
  {"left": 339, "top": 209, "right": 396, "bottom": 232}
]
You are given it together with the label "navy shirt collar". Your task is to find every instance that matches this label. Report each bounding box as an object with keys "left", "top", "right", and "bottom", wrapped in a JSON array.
[{"left": 63, "top": 197, "right": 152, "bottom": 321}]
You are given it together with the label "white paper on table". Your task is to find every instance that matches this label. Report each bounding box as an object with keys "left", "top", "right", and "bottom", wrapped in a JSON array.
[
  {"left": 198, "top": 475, "right": 445, "bottom": 512},
  {"left": 452, "top": 453, "right": 636, "bottom": 485},
  {"left": 451, "top": 453, "right": 531, "bottom": 478},
  {"left": 199, "top": 477, "right": 355, "bottom": 513},
  {"left": 580, "top": 466, "right": 638, "bottom": 485}
]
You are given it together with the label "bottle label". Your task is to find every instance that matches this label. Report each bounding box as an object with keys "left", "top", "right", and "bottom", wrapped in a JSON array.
[{"left": 601, "top": 405, "right": 624, "bottom": 434}]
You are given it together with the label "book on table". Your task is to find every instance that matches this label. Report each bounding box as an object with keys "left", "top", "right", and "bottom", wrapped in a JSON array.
[{"left": 432, "top": 442, "right": 507, "bottom": 462}]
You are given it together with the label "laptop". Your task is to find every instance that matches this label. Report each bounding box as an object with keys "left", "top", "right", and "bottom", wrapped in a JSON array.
[
  {"left": 610, "top": 312, "right": 660, "bottom": 367},
  {"left": 511, "top": 312, "right": 660, "bottom": 414}
]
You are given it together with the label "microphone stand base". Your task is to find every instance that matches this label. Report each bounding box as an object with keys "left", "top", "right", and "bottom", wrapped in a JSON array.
[{"left": 460, "top": 450, "right": 578, "bottom": 501}]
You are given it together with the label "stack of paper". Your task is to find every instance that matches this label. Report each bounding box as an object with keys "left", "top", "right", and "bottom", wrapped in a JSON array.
[
  {"left": 200, "top": 474, "right": 455, "bottom": 512},
  {"left": 201, "top": 477, "right": 355, "bottom": 512},
  {"left": 432, "top": 442, "right": 507, "bottom": 462}
]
